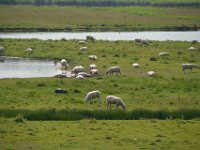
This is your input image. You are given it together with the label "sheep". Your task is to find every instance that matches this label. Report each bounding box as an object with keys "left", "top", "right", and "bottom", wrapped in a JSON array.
[
  {"left": 141, "top": 39, "right": 149, "bottom": 45},
  {"left": 90, "top": 69, "right": 99, "bottom": 75},
  {"left": 76, "top": 74, "right": 85, "bottom": 79},
  {"left": 182, "top": 63, "right": 199, "bottom": 73},
  {"left": 158, "top": 52, "right": 170, "bottom": 57},
  {"left": 80, "top": 47, "right": 88, "bottom": 51},
  {"left": 26, "top": 48, "right": 33, "bottom": 52},
  {"left": 86, "top": 35, "right": 95, "bottom": 41},
  {"left": 0, "top": 46, "right": 5, "bottom": 55},
  {"left": 84, "top": 90, "right": 101, "bottom": 103},
  {"left": 88, "top": 55, "right": 97, "bottom": 60},
  {"left": 78, "top": 41, "right": 87, "bottom": 44},
  {"left": 78, "top": 72, "right": 92, "bottom": 78},
  {"left": 106, "top": 95, "right": 126, "bottom": 110},
  {"left": 60, "top": 59, "right": 68, "bottom": 70},
  {"left": 188, "top": 47, "right": 197, "bottom": 51},
  {"left": 105, "top": 66, "right": 121, "bottom": 75},
  {"left": 147, "top": 71, "right": 156, "bottom": 77},
  {"left": 54, "top": 73, "right": 67, "bottom": 78},
  {"left": 132, "top": 63, "right": 140, "bottom": 68},
  {"left": 135, "top": 38, "right": 142, "bottom": 43},
  {"left": 55, "top": 88, "right": 67, "bottom": 94},
  {"left": 71, "top": 65, "right": 84, "bottom": 74},
  {"left": 89, "top": 64, "right": 97, "bottom": 70}
]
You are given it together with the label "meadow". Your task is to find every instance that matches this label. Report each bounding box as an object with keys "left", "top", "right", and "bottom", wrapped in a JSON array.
[{"left": 0, "top": 5, "right": 200, "bottom": 31}]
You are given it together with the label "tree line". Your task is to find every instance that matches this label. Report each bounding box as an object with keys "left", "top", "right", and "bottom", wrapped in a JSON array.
[{"left": 0, "top": 0, "right": 199, "bottom": 7}]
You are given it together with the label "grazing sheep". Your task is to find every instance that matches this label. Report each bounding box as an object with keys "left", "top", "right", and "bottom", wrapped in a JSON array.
[
  {"left": 89, "top": 64, "right": 97, "bottom": 70},
  {"left": 188, "top": 47, "right": 197, "bottom": 51},
  {"left": 90, "top": 69, "right": 99, "bottom": 75},
  {"left": 71, "top": 65, "right": 84, "bottom": 74},
  {"left": 86, "top": 35, "right": 95, "bottom": 41},
  {"left": 158, "top": 52, "right": 170, "bottom": 57},
  {"left": 182, "top": 63, "right": 199, "bottom": 73},
  {"left": 26, "top": 48, "right": 33, "bottom": 52},
  {"left": 147, "top": 71, "right": 156, "bottom": 77},
  {"left": 106, "top": 95, "right": 126, "bottom": 110},
  {"left": 132, "top": 63, "right": 140, "bottom": 68},
  {"left": 54, "top": 73, "right": 67, "bottom": 78},
  {"left": 78, "top": 41, "right": 87, "bottom": 44},
  {"left": 80, "top": 47, "right": 88, "bottom": 51},
  {"left": 88, "top": 55, "right": 97, "bottom": 60},
  {"left": 84, "top": 90, "right": 101, "bottom": 103},
  {"left": 60, "top": 59, "right": 68, "bottom": 70},
  {"left": 55, "top": 88, "right": 67, "bottom": 94},
  {"left": 141, "top": 39, "right": 149, "bottom": 45},
  {"left": 105, "top": 66, "right": 121, "bottom": 75},
  {"left": 78, "top": 72, "right": 92, "bottom": 78},
  {"left": 76, "top": 75, "right": 85, "bottom": 79}
]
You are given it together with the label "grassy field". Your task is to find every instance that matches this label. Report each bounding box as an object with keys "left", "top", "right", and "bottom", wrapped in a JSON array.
[
  {"left": 0, "top": 5, "right": 200, "bottom": 31},
  {"left": 0, "top": 118, "right": 200, "bottom": 150},
  {"left": 0, "top": 39, "right": 200, "bottom": 149}
]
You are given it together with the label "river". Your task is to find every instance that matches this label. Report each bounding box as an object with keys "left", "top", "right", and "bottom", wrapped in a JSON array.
[{"left": 0, "top": 31, "right": 200, "bottom": 41}]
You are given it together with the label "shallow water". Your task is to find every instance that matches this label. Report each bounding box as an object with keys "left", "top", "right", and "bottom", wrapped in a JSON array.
[
  {"left": 0, "top": 56, "right": 70, "bottom": 79},
  {"left": 0, "top": 31, "right": 200, "bottom": 41}
]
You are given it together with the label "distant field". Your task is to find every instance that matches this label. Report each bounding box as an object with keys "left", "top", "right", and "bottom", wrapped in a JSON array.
[
  {"left": 0, "top": 5, "right": 200, "bottom": 31},
  {"left": 0, "top": 118, "right": 200, "bottom": 150}
]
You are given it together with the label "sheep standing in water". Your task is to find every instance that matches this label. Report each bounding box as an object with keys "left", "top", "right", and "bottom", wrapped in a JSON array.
[
  {"left": 106, "top": 95, "right": 126, "bottom": 110},
  {"left": 182, "top": 63, "right": 199, "bottom": 73},
  {"left": 60, "top": 59, "right": 68, "bottom": 70},
  {"left": 105, "top": 66, "right": 121, "bottom": 75},
  {"left": 84, "top": 90, "right": 101, "bottom": 103}
]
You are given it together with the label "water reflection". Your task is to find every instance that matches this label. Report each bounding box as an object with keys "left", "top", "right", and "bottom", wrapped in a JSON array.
[{"left": 0, "top": 56, "right": 71, "bottom": 79}]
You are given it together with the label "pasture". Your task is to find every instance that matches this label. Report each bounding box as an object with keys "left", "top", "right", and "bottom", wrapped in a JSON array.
[
  {"left": 0, "top": 5, "right": 200, "bottom": 31},
  {"left": 0, "top": 39, "right": 200, "bottom": 149}
]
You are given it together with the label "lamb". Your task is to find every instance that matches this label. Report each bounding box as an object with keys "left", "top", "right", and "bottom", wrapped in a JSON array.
[
  {"left": 182, "top": 63, "right": 199, "bottom": 73},
  {"left": 80, "top": 47, "right": 88, "bottom": 51},
  {"left": 78, "top": 72, "right": 92, "bottom": 78},
  {"left": 147, "top": 71, "right": 156, "bottom": 77},
  {"left": 89, "top": 64, "right": 97, "bottom": 70},
  {"left": 76, "top": 75, "right": 85, "bottom": 79},
  {"left": 88, "top": 55, "right": 97, "bottom": 60},
  {"left": 78, "top": 41, "right": 87, "bottom": 44},
  {"left": 105, "top": 66, "right": 121, "bottom": 75},
  {"left": 132, "top": 63, "right": 140, "bottom": 68},
  {"left": 71, "top": 65, "right": 84, "bottom": 74},
  {"left": 90, "top": 69, "right": 98, "bottom": 75},
  {"left": 158, "top": 52, "right": 170, "bottom": 57},
  {"left": 84, "top": 90, "right": 101, "bottom": 103},
  {"left": 106, "top": 95, "right": 126, "bottom": 110}
]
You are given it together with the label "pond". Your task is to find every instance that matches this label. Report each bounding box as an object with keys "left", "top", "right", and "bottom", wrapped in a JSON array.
[
  {"left": 0, "top": 56, "right": 71, "bottom": 79},
  {"left": 0, "top": 31, "right": 200, "bottom": 41}
]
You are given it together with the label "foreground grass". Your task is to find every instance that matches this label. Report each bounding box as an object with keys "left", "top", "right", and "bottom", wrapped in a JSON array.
[
  {"left": 0, "top": 5, "right": 200, "bottom": 31},
  {"left": 0, "top": 118, "right": 199, "bottom": 150}
]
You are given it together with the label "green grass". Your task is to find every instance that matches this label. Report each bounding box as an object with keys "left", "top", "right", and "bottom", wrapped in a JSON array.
[
  {"left": 0, "top": 118, "right": 200, "bottom": 150},
  {"left": 0, "top": 5, "right": 200, "bottom": 31}
]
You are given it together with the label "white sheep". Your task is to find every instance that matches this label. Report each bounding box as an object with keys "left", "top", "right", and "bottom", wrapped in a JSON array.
[
  {"left": 132, "top": 63, "right": 140, "bottom": 68},
  {"left": 89, "top": 64, "right": 97, "bottom": 70},
  {"left": 106, "top": 95, "right": 126, "bottom": 110},
  {"left": 78, "top": 41, "right": 87, "bottom": 44},
  {"left": 71, "top": 65, "right": 84, "bottom": 74},
  {"left": 88, "top": 55, "right": 97, "bottom": 60},
  {"left": 78, "top": 72, "right": 92, "bottom": 78},
  {"left": 60, "top": 59, "right": 68, "bottom": 70},
  {"left": 188, "top": 47, "right": 197, "bottom": 51},
  {"left": 26, "top": 48, "right": 33, "bottom": 52},
  {"left": 105, "top": 66, "right": 121, "bottom": 75},
  {"left": 182, "top": 63, "right": 199, "bottom": 73},
  {"left": 90, "top": 69, "right": 99, "bottom": 75},
  {"left": 158, "top": 52, "right": 170, "bottom": 57},
  {"left": 76, "top": 75, "right": 85, "bottom": 79},
  {"left": 80, "top": 47, "right": 88, "bottom": 51},
  {"left": 147, "top": 71, "right": 156, "bottom": 77},
  {"left": 84, "top": 90, "right": 101, "bottom": 103}
]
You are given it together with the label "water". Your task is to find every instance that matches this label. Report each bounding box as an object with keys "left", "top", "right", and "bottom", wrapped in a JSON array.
[
  {"left": 0, "top": 56, "right": 70, "bottom": 79},
  {"left": 0, "top": 31, "right": 199, "bottom": 41}
]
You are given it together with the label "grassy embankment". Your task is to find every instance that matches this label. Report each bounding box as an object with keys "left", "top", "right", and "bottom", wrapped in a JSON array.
[
  {"left": 0, "top": 39, "right": 200, "bottom": 120},
  {"left": 0, "top": 118, "right": 200, "bottom": 150},
  {"left": 0, "top": 5, "right": 200, "bottom": 31}
]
